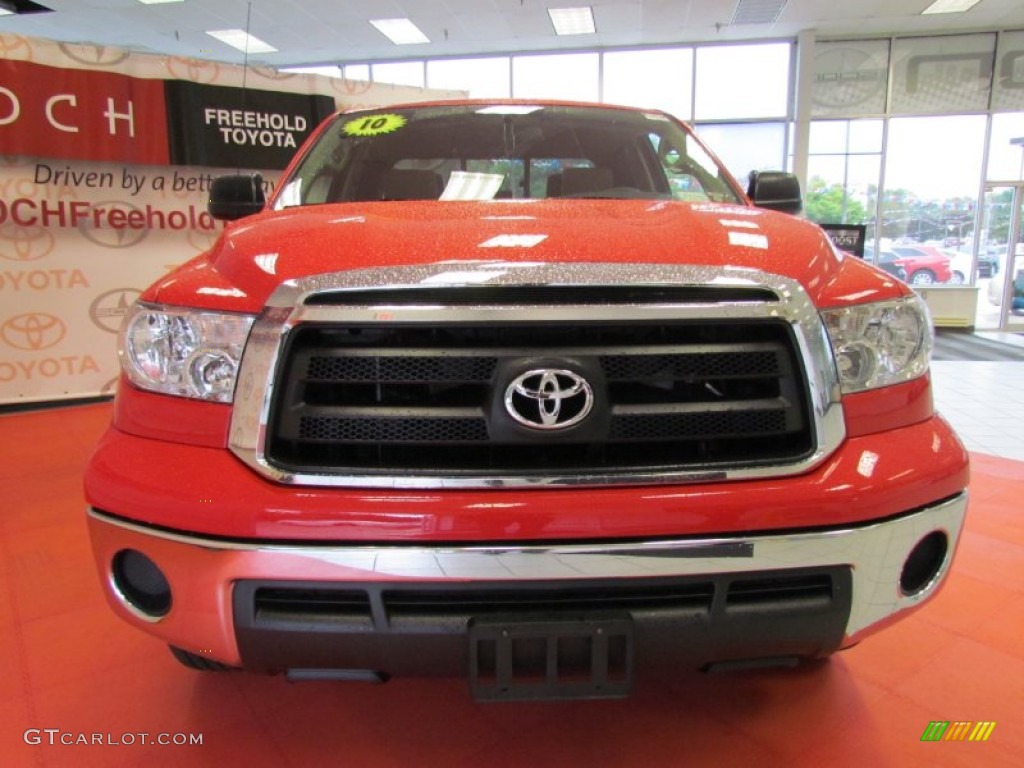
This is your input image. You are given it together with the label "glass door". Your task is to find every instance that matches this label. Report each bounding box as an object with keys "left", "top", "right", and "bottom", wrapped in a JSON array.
[{"left": 976, "top": 184, "right": 1024, "bottom": 331}]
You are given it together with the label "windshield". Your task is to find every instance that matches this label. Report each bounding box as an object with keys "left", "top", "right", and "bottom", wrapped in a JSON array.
[{"left": 273, "top": 103, "right": 743, "bottom": 208}]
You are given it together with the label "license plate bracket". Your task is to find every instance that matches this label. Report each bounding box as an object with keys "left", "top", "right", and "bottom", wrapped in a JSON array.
[{"left": 469, "top": 615, "right": 633, "bottom": 701}]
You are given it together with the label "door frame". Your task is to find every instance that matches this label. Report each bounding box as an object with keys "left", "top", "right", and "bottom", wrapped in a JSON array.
[{"left": 978, "top": 182, "right": 1024, "bottom": 331}]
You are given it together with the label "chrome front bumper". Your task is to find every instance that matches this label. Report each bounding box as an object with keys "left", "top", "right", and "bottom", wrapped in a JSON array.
[{"left": 88, "top": 491, "right": 967, "bottom": 671}]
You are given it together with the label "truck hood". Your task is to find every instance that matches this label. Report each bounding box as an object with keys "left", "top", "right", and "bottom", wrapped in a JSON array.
[{"left": 149, "top": 199, "right": 901, "bottom": 312}]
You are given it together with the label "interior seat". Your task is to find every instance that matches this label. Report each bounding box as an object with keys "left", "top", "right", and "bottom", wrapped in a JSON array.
[{"left": 380, "top": 169, "right": 444, "bottom": 200}]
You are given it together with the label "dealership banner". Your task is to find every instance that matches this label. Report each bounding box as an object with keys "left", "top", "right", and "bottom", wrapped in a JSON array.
[
  {"left": 0, "top": 59, "right": 170, "bottom": 166},
  {"left": 1, "top": 60, "right": 339, "bottom": 171},
  {"left": 164, "top": 82, "right": 335, "bottom": 169},
  {"left": 0, "top": 34, "right": 462, "bottom": 404}
]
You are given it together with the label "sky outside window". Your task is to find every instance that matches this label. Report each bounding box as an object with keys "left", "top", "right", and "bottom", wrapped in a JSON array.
[
  {"left": 694, "top": 43, "right": 790, "bottom": 120},
  {"left": 427, "top": 57, "right": 511, "bottom": 98},
  {"left": 602, "top": 48, "right": 693, "bottom": 120},
  {"left": 513, "top": 53, "right": 599, "bottom": 101}
]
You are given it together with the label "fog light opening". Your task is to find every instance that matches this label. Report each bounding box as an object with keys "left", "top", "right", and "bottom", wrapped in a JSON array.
[
  {"left": 900, "top": 531, "right": 948, "bottom": 597},
  {"left": 111, "top": 549, "right": 172, "bottom": 619}
]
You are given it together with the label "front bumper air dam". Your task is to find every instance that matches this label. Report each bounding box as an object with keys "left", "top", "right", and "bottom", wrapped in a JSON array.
[{"left": 87, "top": 492, "right": 966, "bottom": 680}]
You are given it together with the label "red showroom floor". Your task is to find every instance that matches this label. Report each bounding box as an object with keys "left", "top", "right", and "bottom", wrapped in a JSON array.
[{"left": 1, "top": 402, "right": 1021, "bottom": 767}]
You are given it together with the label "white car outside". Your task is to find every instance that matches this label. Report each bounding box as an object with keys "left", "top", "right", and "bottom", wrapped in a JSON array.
[{"left": 942, "top": 249, "right": 971, "bottom": 285}]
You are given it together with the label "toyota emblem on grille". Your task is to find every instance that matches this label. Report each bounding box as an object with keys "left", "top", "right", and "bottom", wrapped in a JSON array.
[{"left": 504, "top": 369, "right": 594, "bottom": 430}]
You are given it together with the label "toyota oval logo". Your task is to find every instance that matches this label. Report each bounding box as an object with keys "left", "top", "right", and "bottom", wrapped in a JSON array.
[
  {"left": 0, "top": 223, "right": 55, "bottom": 262},
  {"left": 57, "top": 43, "right": 130, "bottom": 67},
  {"left": 504, "top": 369, "right": 593, "bottom": 430},
  {"left": 1, "top": 313, "right": 67, "bottom": 351},
  {"left": 77, "top": 201, "right": 148, "bottom": 249},
  {"left": 89, "top": 288, "right": 141, "bottom": 333},
  {"left": 166, "top": 57, "right": 221, "bottom": 84}
]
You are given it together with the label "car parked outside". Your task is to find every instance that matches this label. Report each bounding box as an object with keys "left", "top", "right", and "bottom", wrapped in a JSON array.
[
  {"left": 863, "top": 245, "right": 907, "bottom": 282},
  {"left": 889, "top": 245, "right": 953, "bottom": 285},
  {"left": 976, "top": 249, "right": 998, "bottom": 278},
  {"left": 987, "top": 266, "right": 1024, "bottom": 312},
  {"left": 941, "top": 249, "right": 973, "bottom": 285},
  {"left": 930, "top": 244, "right": 995, "bottom": 283}
]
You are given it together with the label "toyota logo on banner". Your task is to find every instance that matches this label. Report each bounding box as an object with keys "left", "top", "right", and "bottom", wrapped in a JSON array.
[
  {"left": 504, "top": 369, "right": 594, "bottom": 430},
  {"left": 1, "top": 313, "right": 67, "bottom": 351},
  {"left": 250, "top": 65, "right": 297, "bottom": 82},
  {"left": 90, "top": 288, "right": 141, "bottom": 333},
  {"left": 166, "top": 57, "right": 221, "bottom": 84},
  {"left": 0, "top": 36, "right": 34, "bottom": 63},
  {"left": 77, "top": 201, "right": 149, "bottom": 249},
  {"left": 57, "top": 42, "right": 129, "bottom": 67},
  {"left": 0, "top": 223, "right": 55, "bottom": 262}
]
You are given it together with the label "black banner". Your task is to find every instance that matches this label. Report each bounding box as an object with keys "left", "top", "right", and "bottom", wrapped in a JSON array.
[
  {"left": 820, "top": 223, "right": 867, "bottom": 258},
  {"left": 164, "top": 81, "right": 335, "bottom": 170}
]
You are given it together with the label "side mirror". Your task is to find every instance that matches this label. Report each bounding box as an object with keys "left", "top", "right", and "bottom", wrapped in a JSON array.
[
  {"left": 208, "top": 174, "right": 266, "bottom": 221},
  {"left": 747, "top": 171, "right": 802, "bottom": 215}
]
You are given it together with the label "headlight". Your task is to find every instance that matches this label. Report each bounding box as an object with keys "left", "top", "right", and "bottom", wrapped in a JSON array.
[
  {"left": 120, "top": 303, "right": 255, "bottom": 403},
  {"left": 821, "top": 295, "right": 932, "bottom": 394}
]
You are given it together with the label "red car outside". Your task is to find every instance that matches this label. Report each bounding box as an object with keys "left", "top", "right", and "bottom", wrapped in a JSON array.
[
  {"left": 890, "top": 245, "right": 954, "bottom": 285},
  {"left": 84, "top": 101, "right": 968, "bottom": 701}
]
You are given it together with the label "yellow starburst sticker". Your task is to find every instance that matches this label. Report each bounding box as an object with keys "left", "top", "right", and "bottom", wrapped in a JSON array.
[{"left": 342, "top": 113, "right": 408, "bottom": 137}]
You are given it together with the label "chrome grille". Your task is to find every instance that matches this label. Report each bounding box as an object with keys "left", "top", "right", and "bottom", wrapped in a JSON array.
[
  {"left": 266, "top": 318, "right": 812, "bottom": 475},
  {"left": 228, "top": 263, "right": 845, "bottom": 488}
]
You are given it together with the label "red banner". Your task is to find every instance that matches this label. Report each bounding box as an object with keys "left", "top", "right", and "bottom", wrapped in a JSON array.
[{"left": 0, "top": 59, "right": 169, "bottom": 166}]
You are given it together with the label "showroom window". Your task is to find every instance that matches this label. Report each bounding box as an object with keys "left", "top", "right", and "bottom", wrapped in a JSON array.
[
  {"left": 694, "top": 122, "right": 788, "bottom": 187},
  {"left": 512, "top": 52, "right": 600, "bottom": 101},
  {"left": 344, "top": 64, "right": 370, "bottom": 82},
  {"left": 881, "top": 115, "right": 985, "bottom": 247},
  {"left": 988, "top": 113, "right": 1024, "bottom": 183},
  {"left": 281, "top": 65, "right": 344, "bottom": 78},
  {"left": 371, "top": 61, "right": 425, "bottom": 88},
  {"left": 694, "top": 42, "right": 791, "bottom": 120},
  {"left": 689, "top": 43, "right": 793, "bottom": 184},
  {"left": 427, "top": 57, "right": 512, "bottom": 98},
  {"left": 602, "top": 48, "right": 694, "bottom": 120},
  {"left": 803, "top": 120, "right": 884, "bottom": 239}
]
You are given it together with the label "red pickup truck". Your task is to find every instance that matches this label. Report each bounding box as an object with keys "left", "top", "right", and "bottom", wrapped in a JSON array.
[{"left": 84, "top": 100, "right": 968, "bottom": 701}]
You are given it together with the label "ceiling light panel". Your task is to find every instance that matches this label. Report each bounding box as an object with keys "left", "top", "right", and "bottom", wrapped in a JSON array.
[
  {"left": 206, "top": 29, "right": 278, "bottom": 54},
  {"left": 548, "top": 7, "right": 596, "bottom": 36},
  {"left": 370, "top": 18, "right": 430, "bottom": 45},
  {"left": 921, "top": 0, "right": 982, "bottom": 14}
]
